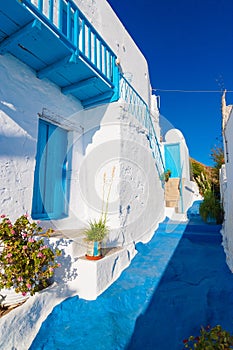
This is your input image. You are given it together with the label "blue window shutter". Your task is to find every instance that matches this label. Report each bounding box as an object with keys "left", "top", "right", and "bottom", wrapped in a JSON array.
[{"left": 32, "top": 120, "right": 68, "bottom": 219}]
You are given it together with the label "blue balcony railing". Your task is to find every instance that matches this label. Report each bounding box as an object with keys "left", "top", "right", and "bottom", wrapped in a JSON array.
[
  {"left": 14, "top": 0, "right": 119, "bottom": 101},
  {"left": 120, "top": 76, "right": 165, "bottom": 180}
]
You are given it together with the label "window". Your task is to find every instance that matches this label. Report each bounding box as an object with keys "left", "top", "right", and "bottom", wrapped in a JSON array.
[{"left": 32, "top": 119, "right": 68, "bottom": 219}]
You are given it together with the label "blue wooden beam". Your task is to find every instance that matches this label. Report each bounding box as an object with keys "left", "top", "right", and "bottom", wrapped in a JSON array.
[
  {"left": 37, "top": 53, "right": 77, "bottom": 79},
  {"left": 62, "top": 77, "right": 98, "bottom": 94},
  {"left": 0, "top": 19, "right": 41, "bottom": 54}
]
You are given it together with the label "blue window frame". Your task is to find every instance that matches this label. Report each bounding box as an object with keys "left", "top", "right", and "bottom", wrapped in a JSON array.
[{"left": 32, "top": 119, "right": 68, "bottom": 219}]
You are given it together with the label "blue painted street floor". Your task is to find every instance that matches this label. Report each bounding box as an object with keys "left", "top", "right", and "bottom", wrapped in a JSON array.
[{"left": 30, "top": 203, "right": 233, "bottom": 350}]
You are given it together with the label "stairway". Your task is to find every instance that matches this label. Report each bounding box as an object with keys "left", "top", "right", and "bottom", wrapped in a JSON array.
[{"left": 165, "top": 178, "right": 180, "bottom": 212}]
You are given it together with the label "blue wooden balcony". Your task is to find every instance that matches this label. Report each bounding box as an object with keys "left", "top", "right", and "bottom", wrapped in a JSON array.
[{"left": 0, "top": 0, "right": 119, "bottom": 108}]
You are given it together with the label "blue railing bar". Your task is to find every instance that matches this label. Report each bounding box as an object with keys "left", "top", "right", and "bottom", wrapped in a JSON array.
[
  {"left": 38, "top": 0, "right": 43, "bottom": 12},
  {"left": 146, "top": 112, "right": 165, "bottom": 170},
  {"left": 104, "top": 47, "right": 107, "bottom": 76},
  {"left": 21, "top": 0, "right": 117, "bottom": 61},
  {"left": 67, "top": 1, "right": 71, "bottom": 40},
  {"left": 106, "top": 50, "right": 109, "bottom": 78},
  {"left": 49, "top": 0, "right": 54, "bottom": 22},
  {"left": 58, "top": 0, "right": 63, "bottom": 31},
  {"left": 73, "top": 9, "right": 79, "bottom": 48},
  {"left": 21, "top": 0, "right": 76, "bottom": 51},
  {"left": 120, "top": 76, "right": 165, "bottom": 173},
  {"left": 88, "top": 26, "right": 91, "bottom": 61},
  {"left": 79, "top": 51, "right": 114, "bottom": 88},
  {"left": 121, "top": 75, "right": 147, "bottom": 110},
  {"left": 110, "top": 55, "right": 114, "bottom": 81},
  {"left": 107, "top": 51, "right": 111, "bottom": 80},
  {"left": 81, "top": 19, "right": 85, "bottom": 53},
  {"left": 20, "top": 0, "right": 118, "bottom": 91},
  {"left": 77, "top": 7, "right": 116, "bottom": 61},
  {"left": 99, "top": 41, "right": 102, "bottom": 72},
  {"left": 94, "top": 34, "right": 97, "bottom": 66}
]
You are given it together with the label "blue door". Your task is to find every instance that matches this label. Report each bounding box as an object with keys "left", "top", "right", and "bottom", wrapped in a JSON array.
[
  {"left": 164, "top": 143, "right": 181, "bottom": 178},
  {"left": 32, "top": 120, "right": 68, "bottom": 219}
]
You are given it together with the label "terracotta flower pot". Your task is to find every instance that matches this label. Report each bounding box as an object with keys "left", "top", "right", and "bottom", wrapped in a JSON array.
[{"left": 85, "top": 241, "right": 103, "bottom": 260}]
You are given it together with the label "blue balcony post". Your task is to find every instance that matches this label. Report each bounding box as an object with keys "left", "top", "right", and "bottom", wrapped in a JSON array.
[
  {"left": 104, "top": 47, "right": 107, "bottom": 76},
  {"left": 49, "top": 0, "right": 54, "bottom": 22},
  {"left": 110, "top": 57, "right": 120, "bottom": 102},
  {"left": 94, "top": 34, "right": 97, "bottom": 66},
  {"left": 107, "top": 51, "right": 111, "bottom": 80},
  {"left": 88, "top": 26, "right": 91, "bottom": 61},
  {"left": 67, "top": 1, "right": 71, "bottom": 40},
  {"left": 99, "top": 41, "right": 102, "bottom": 73},
  {"left": 73, "top": 9, "right": 79, "bottom": 48},
  {"left": 58, "top": 0, "right": 63, "bottom": 31},
  {"left": 81, "top": 19, "right": 85, "bottom": 54},
  {"left": 38, "top": 0, "right": 43, "bottom": 12}
]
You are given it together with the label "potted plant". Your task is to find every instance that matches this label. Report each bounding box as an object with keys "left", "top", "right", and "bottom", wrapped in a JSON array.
[
  {"left": 0, "top": 214, "right": 61, "bottom": 298},
  {"left": 183, "top": 324, "right": 233, "bottom": 349},
  {"left": 84, "top": 167, "right": 115, "bottom": 260},
  {"left": 165, "top": 169, "right": 172, "bottom": 182},
  {"left": 160, "top": 169, "right": 171, "bottom": 182},
  {"left": 199, "top": 190, "right": 223, "bottom": 224}
]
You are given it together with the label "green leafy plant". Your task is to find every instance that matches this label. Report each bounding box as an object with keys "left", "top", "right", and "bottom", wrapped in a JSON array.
[
  {"left": 0, "top": 214, "right": 61, "bottom": 296},
  {"left": 183, "top": 325, "right": 233, "bottom": 349},
  {"left": 165, "top": 169, "right": 171, "bottom": 182},
  {"left": 84, "top": 166, "right": 115, "bottom": 242},
  {"left": 199, "top": 190, "right": 223, "bottom": 224},
  {"left": 84, "top": 218, "right": 109, "bottom": 242},
  {"left": 195, "top": 172, "right": 212, "bottom": 196},
  {"left": 160, "top": 169, "right": 171, "bottom": 182}
]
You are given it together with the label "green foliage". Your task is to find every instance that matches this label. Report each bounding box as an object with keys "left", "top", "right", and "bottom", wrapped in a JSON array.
[
  {"left": 191, "top": 143, "right": 225, "bottom": 209},
  {"left": 160, "top": 169, "right": 171, "bottom": 182},
  {"left": 199, "top": 190, "right": 223, "bottom": 224},
  {"left": 211, "top": 146, "right": 225, "bottom": 171},
  {"left": 0, "top": 214, "right": 61, "bottom": 296},
  {"left": 191, "top": 160, "right": 205, "bottom": 181},
  {"left": 84, "top": 218, "right": 109, "bottom": 242},
  {"left": 165, "top": 169, "right": 171, "bottom": 182},
  {"left": 195, "top": 172, "right": 212, "bottom": 196},
  {"left": 183, "top": 325, "right": 233, "bottom": 349},
  {"left": 190, "top": 158, "right": 212, "bottom": 196},
  {"left": 210, "top": 145, "right": 225, "bottom": 200}
]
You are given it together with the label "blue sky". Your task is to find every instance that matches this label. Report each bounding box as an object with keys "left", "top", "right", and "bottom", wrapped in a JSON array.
[{"left": 107, "top": 0, "right": 233, "bottom": 165}]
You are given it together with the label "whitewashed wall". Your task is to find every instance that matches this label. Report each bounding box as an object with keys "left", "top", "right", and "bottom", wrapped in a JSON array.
[
  {"left": 0, "top": 0, "right": 165, "bottom": 248},
  {"left": 0, "top": 54, "right": 83, "bottom": 221},
  {"left": 0, "top": 54, "right": 164, "bottom": 248},
  {"left": 221, "top": 107, "right": 233, "bottom": 271},
  {"left": 59, "top": 101, "right": 165, "bottom": 246}
]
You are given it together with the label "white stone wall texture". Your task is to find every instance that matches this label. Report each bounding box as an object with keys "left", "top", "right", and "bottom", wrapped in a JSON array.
[{"left": 221, "top": 108, "right": 233, "bottom": 271}]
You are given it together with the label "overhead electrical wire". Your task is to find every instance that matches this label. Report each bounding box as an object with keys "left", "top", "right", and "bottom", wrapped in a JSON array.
[{"left": 152, "top": 88, "right": 233, "bottom": 93}]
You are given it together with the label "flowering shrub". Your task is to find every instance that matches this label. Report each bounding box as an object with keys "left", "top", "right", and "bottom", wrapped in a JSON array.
[
  {"left": 0, "top": 214, "right": 61, "bottom": 296},
  {"left": 183, "top": 325, "right": 233, "bottom": 349}
]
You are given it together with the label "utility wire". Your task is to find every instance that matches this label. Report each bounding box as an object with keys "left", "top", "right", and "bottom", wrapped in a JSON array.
[{"left": 152, "top": 88, "right": 233, "bottom": 93}]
